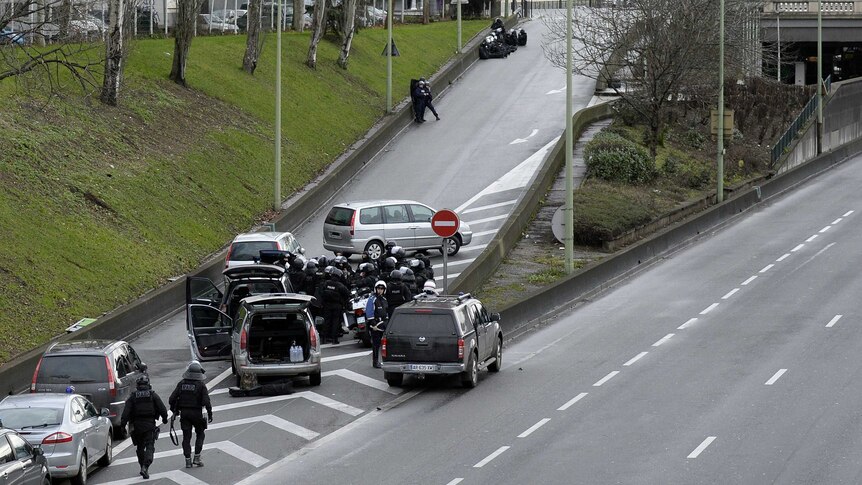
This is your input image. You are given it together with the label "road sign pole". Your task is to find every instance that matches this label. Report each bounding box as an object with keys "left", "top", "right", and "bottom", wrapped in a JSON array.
[{"left": 442, "top": 243, "right": 448, "bottom": 294}]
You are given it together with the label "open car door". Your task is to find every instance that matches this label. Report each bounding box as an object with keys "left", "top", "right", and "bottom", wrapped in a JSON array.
[
  {"left": 187, "top": 304, "right": 233, "bottom": 361},
  {"left": 186, "top": 276, "right": 223, "bottom": 307}
]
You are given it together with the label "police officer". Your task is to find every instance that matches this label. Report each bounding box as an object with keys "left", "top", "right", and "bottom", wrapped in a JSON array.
[
  {"left": 401, "top": 267, "right": 418, "bottom": 295},
  {"left": 365, "top": 281, "right": 389, "bottom": 368},
  {"left": 419, "top": 79, "right": 440, "bottom": 121},
  {"left": 385, "top": 270, "right": 413, "bottom": 318},
  {"left": 352, "top": 263, "right": 376, "bottom": 292},
  {"left": 121, "top": 375, "right": 168, "bottom": 480},
  {"left": 409, "top": 259, "right": 428, "bottom": 290},
  {"left": 288, "top": 258, "right": 306, "bottom": 294},
  {"left": 321, "top": 266, "right": 351, "bottom": 344},
  {"left": 416, "top": 253, "right": 434, "bottom": 281},
  {"left": 413, "top": 81, "right": 427, "bottom": 123},
  {"left": 169, "top": 361, "right": 212, "bottom": 469}
]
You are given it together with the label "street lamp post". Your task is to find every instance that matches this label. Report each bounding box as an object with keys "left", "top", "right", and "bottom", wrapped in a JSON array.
[
  {"left": 274, "top": 0, "right": 282, "bottom": 211},
  {"left": 564, "top": 0, "right": 574, "bottom": 273},
  {"left": 387, "top": 0, "right": 393, "bottom": 112},
  {"left": 776, "top": 9, "right": 781, "bottom": 82},
  {"left": 716, "top": 0, "right": 725, "bottom": 203},
  {"left": 457, "top": 0, "right": 462, "bottom": 53},
  {"left": 816, "top": 0, "right": 823, "bottom": 154}
]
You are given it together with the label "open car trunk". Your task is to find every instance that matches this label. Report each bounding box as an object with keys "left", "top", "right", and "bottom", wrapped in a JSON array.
[{"left": 247, "top": 312, "right": 310, "bottom": 364}]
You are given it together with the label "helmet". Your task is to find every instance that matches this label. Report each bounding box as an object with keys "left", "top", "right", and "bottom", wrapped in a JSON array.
[
  {"left": 183, "top": 361, "right": 206, "bottom": 381},
  {"left": 324, "top": 265, "right": 336, "bottom": 277},
  {"left": 409, "top": 259, "right": 422, "bottom": 270},
  {"left": 423, "top": 280, "right": 438, "bottom": 294},
  {"left": 383, "top": 257, "right": 397, "bottom": 271},
  {"left": 136, "top": 375, "right": 150, "bottom": 388},
  {"left": 385, "top": 240, "right": 397, "bottom": 251},
  {"left": 334, "top": 255, "right": 348, "bottom": 267},
  {"left": 375, "top": 280, "right": 387, "bottom": 290},
  {"left": 331, "top": 267, "right": 344, "bottom": 278},
  {"left": 317, "top": 256, "right": 329, "bottom": 268},
  {"left": 395, "top": 247, "right": 406, "bottom": 259},
  {"left": 402, "top": 268, "right": 414, "bottom": 277},
  {"left": 359, "top": 262, "right": 374, "bottom": 274},
  {"left": 291, "top": 259, "right": 304, "bottom": 271},
  {"left": 304, "top": 260, "right": 318, "bottom": 272},
  {"left": 418, "top": 80, "right": 425, "bottom": 86},
  {"left": 390, "top": 245, "right": 402, "bottom": 256},
  {"left": 389, "top": 270, "right": 402, "bottom": 281}
]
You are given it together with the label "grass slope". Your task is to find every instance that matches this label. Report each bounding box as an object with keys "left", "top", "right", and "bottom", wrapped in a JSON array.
[{"left": 0, "top": 20, "right": 488, "bottom": 363}]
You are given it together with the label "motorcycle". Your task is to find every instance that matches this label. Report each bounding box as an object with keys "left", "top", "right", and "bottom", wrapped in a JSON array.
[{"left": 344, "top": 287, "right": 372, "bottom": 347}]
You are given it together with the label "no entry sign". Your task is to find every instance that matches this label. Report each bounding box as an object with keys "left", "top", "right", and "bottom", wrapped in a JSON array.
[{"left": 431, "top": 209, "right": 460, "bottom": 238}]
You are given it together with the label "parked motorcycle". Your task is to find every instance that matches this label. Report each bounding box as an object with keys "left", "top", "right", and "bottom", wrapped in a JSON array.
[
  {"left": 479, "top": 33, "right": 510, "bottom": 59},
  {"left": 344, "top": 287, "right": 372, "bottom": 347}
]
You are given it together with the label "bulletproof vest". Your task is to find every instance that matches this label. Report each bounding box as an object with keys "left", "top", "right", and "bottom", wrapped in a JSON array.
[
  {"left": 176, "top": 380, "right": 201, "bottom": 409},
  {"left": 289, "top": 272, "right": 306, "bottom": 292},
  {"left": 387, "top": 287, "right": 406, "bottom": 306},
  {"left": 133, "top": 389, "right": 155, "bottom": 418},
  {"left": 322, "top": 282, "right": 342, "bottom": 305}
]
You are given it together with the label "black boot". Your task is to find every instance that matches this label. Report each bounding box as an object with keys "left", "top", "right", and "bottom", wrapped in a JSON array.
[
  {"left": 140, "top": 465, "right": 150, "bottom": 479},
  {"left": 193, "top": 454, "right": 204, "bottom": 467},
  {"left": 185, "top": 456, "right": 192, "bottom": 468}
]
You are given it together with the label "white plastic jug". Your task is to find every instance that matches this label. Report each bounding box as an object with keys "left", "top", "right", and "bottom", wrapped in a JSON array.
[{"left": 289, "top": 341, "right": 303, "bottom": 363}]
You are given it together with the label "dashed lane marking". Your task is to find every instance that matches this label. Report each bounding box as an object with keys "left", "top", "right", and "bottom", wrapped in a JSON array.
[
  {"left": 623, "top": 352, "right": 648, "bottom": 366},
  {"left": 470, "top": 229, "right": 499, "bottom": 238},
  {"left": 112, "top": 440, "right": 268, "bottom": 468},
  {"left": 741, "top": 275, "right": 757, "bottom": 286},
  {"left": 518, "top": 418, "right": 551, "bottom": 438},
  {"left": 557, "top": 392, "right": 588, "bottom": 411},
  {"left": 826, "top": 315, "right": 843, "bottom": 328},
  {"left": 461, "top": 199, "right": 518, "bottom": 214},
  {"left": 776, "top": 253, "right": 790, "bottom": 262},
  {"left": 806, "top": 235, "right": 818, "bottom": 242},
  {"left": 791, "top": 244, "right": 804, "bottom": 252},
  {"left": 765, "top": 369, "right": 787, "bottom": 386},
  {"left": 465, "top": 214, "right": 510, "bottom": 226},
  {"left": 432, "top": 258, "right": 475, "bottom": 269},
  {"left": 323, "top": 350, "right": 372, "bottom": 363},
  {"left": 678, "top": 318, "right": 698, "bottom": 330},
  {"left": 446, "top": 479, "right": 464, "bottom": 485},
  {"left": 434, "top": 273, "right": 462, "bottom": 281},
  {"left": 687, "top": 437, "right": 717, "bottom": 458},
  {"left": 759, "top": 264, "right": 775, "bottom": 273},
  {"left": 843, "top": 210, "right": 854, "bottom": 217},
  {"left": 652, "top": 334, "right": 674, "bottom": 347},
  {"left": 593, "top": 371, "right": 619, "bottom": 387},
  {"left": 820, "top": 226, "right": 832, "bottom": 233},
  {"left": 832, "top": 218, "right": 843, "bottom": 224},
  {"left": 721, "top": 288, "right": 739, "bottom": 300},
  {"left": 459, "top": 244, "right": 489, "bottom": 253},
  {"left": 322, "top": 369, "right": 401, "bottom": 394},
  {"left": 473, "top": 446, "right": 510, "bottom": 468},
  {"left": 700, "top": 303, "right": 719, "bottom": 315}
]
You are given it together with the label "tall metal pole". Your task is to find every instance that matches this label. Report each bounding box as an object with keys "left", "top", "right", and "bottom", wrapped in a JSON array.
[
  {"left": 716, "top": 0, "right": 725, "bottom": 203},
  {"left": 457, "top": 0, "right": 462, "bottom": 53},
  {"left": 816, "top": 0, "right": 823, "bottom": 154},
  {"left": 274, "top": 0, "right": 282, "bottom": 211},
  {"left": 564, "top": 0, "right": 573, "bottom": 273},
  {"left": 776, "top": 11, "right": 780, "bottom": 82},
  {"left": 386, "top": 0, "right": 393, "bottom": 113}
]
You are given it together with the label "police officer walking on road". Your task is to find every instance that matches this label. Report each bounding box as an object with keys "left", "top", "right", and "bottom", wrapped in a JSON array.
[
  {"left": 419, "top": 78, "right": 440, "bottom": 121},
  {"left": 121, "top": 375, "right": 168, "bottom": 480},
  {"left": 321, "top": 266, "right": 351, "bottom": 344},
  {"left": 169, "top": 361, "right": 212, "bottom": 469},
  {"left": 366, "top": 281, "right": 389, "bottom": 368}
]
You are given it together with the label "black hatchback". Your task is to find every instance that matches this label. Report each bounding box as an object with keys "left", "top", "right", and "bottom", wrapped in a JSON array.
[{"left": 0, "top": 427, "right": 51, "bottom": 485}]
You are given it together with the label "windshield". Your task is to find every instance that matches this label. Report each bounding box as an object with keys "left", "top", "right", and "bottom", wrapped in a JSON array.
[
  {"left": 229, "top": 241, "right": 278, "bottom": 261},
  {"left": 37, "top": 355, "right": 108, "bottom": 383},
  {"left": 325, "top": 207, "right": 354, "bottom": 226},
  {"left": 0, "top": 407, "right": 64, "bottom": 429},
  {"left": 387, "top": 313, "right": 457, "bottom": 336}
]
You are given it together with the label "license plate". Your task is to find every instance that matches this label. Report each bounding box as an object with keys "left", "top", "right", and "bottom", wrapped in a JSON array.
[
  {"left": 408, "top": 364, "right": 436, "bottom": 371},
  {"left": 356, "top": 316, "right": 365, "bottom": 324}
]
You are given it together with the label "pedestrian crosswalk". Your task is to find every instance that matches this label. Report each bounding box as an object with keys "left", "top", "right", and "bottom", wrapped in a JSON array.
[{"left": 112, "top": 441, "right": 268, "bottom": 468}]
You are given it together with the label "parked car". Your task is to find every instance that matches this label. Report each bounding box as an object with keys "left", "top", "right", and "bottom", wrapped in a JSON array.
[
  {"left": 0, "top": 427, "right": 51, "bottom": 485},
  {"left": 225, "top": 231, "right": 304, "bottom": 268},
  {"left": 0, "top": 26, "right": 26, "bottom": 45},
  {"left": 359, "top": 6, "right": 386, "bottom": 26},
  {"left": 186, "top": 293, "right": 322, "bottom": 386},
  {"left": 31, "top": 340, "right": 147, "bottom": 436},
  {"left": 197, "top": 13, "right": 240, "bottom": 33},
  {"left": 323, "top": 200, "right": 473, "bottom": 259},
  {"left": 381, "top": 293, "right": 502, "bottom": 388},
  {"left": 0, "top": 393, "right": 113, "bottom": 484}
]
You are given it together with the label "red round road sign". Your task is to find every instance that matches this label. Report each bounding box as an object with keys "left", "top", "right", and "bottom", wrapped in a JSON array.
[{"left": 431, "top": 209, "right": 460, "bottom": 238}]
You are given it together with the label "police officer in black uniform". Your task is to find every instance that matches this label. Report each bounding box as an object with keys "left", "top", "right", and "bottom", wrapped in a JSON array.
[
  {"left": 385, "top": 270, "right": 413, "bottom": 318},
  {"left": 288, "top": 259, "right": 306, "bottom": 294},
  {"left": 321, "top": 266, "right": 351, "bottom": 344},
  {"left": 121, "top": 375, "right": 168, "bottom": 480},
  {"left": 169, "top": 361, "right": 212, "bottom": 469}
]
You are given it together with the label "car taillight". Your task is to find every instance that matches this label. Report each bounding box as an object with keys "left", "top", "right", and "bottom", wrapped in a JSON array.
[
  {"left": 106, "top": 356, "right": 116, "bottom": 397},
  {"left": 349, "top": 211, "right": 356, "bottom": 236},
  {"left": 42, "top": 432, "right": 73, "bottom": 445},
  {"left": 458, "top": 338, "right": 464, "bottom": 359},
  {"left": 225, "top": 244, "right": 234, "bottom": 267},
  {"left": 240, "top": 327, "right": 248, "bottom": 351},
  {"left": 309, "top": 324, "right": 318, "bottom": 348},
  {"left": 381, "top": 337, "right": 387, "bottom": 358},
  {"left": 30, "top": 358, "right": 43, "bottom": 392}
]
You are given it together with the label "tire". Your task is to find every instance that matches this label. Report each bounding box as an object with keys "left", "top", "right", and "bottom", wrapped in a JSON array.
[
  {"left": 308, "top": 370, "right": 322, "bottom": 386},
  {"left": 41, "top": 475, "right": 50, "bottom": 485},
  {"left": 232, "top": 358, "right": 241, "bottom": 386},
  {"left": 384, "top": 372, "right": 403, "bottom": 387},
  {"left": 440, "top": 236, "right": 461, "bottom": 257},
  {"left": 488, "top": 336, "right": 503, "bottom": 373},
  {"left": 70, "top": 451, "right": 87, "bottom": 485},
  {"left": 461, "top": 353, "right": 478, "bottom": 388},
  {"left": 364, "top": 240, "right": 384, "bottom": 260},
  {"left": 97, "top": 433, "right": 113, "bottom": 467}
]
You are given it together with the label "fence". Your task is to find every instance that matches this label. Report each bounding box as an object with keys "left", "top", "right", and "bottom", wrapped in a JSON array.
[{"left": 770, "top": 75, "right": 831, "bottom": 167}]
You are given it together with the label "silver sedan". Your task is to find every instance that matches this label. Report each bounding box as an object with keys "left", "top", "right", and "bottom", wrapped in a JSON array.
[{"left": 0, "top": 393, "right": 113, "bottom": 484}]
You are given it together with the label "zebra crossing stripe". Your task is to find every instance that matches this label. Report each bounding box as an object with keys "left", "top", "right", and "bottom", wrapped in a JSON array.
[
  {"left": 112, "top": 440, "right": 268, "bottom": 468},
  {"left": 322, "top": 369, "right": 401, "bottom": 395},
  {"left": 206, "top": 414, "right": 319, "bottom": 440},
  {"left": 97, "top": 470, "right": 208, "bottom": 485},
  {"left": 211, "top": 390, "right": 363, "bottom": 416}
]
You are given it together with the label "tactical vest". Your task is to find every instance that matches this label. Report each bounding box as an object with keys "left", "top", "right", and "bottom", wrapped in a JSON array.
[
  {"left": 133, "top": 389, "right": 155, "bottom": 418},
  {"left": 387, "top": 287, "right": 406, "bottom": 306},
  {"left": 176, "top": 381, "right": 201, "bottom": 409},
  {"left": 323, "top": 283, "right": 342, "bottom": 305}
]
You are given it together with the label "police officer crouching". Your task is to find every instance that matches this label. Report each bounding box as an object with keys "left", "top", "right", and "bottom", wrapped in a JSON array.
[
  {"left": 169, "top": 361, "right": 213, "bottom": 469},
  {"left": 121, "top": 375, "right": 168, "bottom": 479}
]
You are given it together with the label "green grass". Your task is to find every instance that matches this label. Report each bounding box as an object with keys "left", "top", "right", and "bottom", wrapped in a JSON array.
[{"left": 0, "top": 20, "right": 488, "bottom": 363}]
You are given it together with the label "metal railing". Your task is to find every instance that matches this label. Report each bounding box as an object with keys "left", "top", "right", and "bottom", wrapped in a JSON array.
[{"left": 770, "top": 75, "right": 832, "bottom": 166}]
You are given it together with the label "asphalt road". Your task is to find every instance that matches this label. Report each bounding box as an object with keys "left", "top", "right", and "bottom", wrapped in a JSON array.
[
  {"left": 86, "top": 13, "right": 597, "bottom": 485},
  {"left": 236, "top": 153, "right": 862, "bottom": 485}
]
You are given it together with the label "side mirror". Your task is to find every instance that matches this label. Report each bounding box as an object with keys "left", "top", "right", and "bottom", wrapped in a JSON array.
[
  {"left": 299, "top": 247, "right": 306, "bottom": 255},
  {"left": 32, "top": 446, "right": 44, "bottom": 457},
  {"left": 100, "top": 408, "right": 110, "bottom": 417},
  {"left": 490, "top": 313, "right": 500, "bottom": 322}
]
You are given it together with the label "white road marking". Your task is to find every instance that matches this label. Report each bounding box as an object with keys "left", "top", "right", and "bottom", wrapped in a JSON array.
[
  {"left": 211, "top": 390, "right": 363, "bottom": 416},
  {"left": 741, "top": 275, "right": 757, "bottom": 285},
  {"left": 678, "top": 318, "right": 698, "bottom": 330},
  {"left": 593, "top": 371, "right": 619, "bottom": 387},
  {"left": 322, "top": 369, "right": 400, "bottom": 394},
  {"left": 832, "top": 218, "right": 843, "bottom": 224},
  {"left": 721, "top": 288, "right": 739, "bottom": 300},
  {"left": 826, "top": 315, "right": 843, "bottom": 328},
  {"left": 557, "top": 392, "right": 588, "bottom": 411},
  {"left": 323, "top": 350, "right": 372, "bottom": 362},
  {"left": 98, "top": 470, "right": 208, "bottom": 485},
  {"left": 652, "top": 334, "right": 674, "bottom": 347},
  {"left": 434, "top": 272, "right": 462, "bottom": 281},
  {"left": 207, "top": 414, "right": 318, "bottom": 440},
  {"left": 806, "top": 235, "right": 818, "bottom": 242},
  {"left": 759, "top": 264, "right": 775, "bottom": 273},
  {"left": 765, "top": 369, "right": 787, "bottom": 386},
  {"left": 546, "top": 86, "right": 565, "bottom": 94},
  {"left": 462, "top": 199, "right": 518, "bottom": 214},
  {"left": 432, "top": 258, "right": 475, "bottom": 269},
  {"left": 113, "top": 440, "right": 268, "bottom": 467},
  {"left": 518, "top": 418, "right": 551, "bottom": 438},
  {"left": 776, "top": 253, "right": 791, "bottom": 261},
  {"left": 688, "top": 437, "right": 717, "bottom": 458},
  {"left": 474, "top": 446, "right": 510, "bottom": 468},
  {"left": 465, "top": 213, "right": 510, "bottom": 225},
  {"left": 446, "top": 479, "right": 464, "bottom": 485},
  {"left": 510, "top": 129, "right": 540, "bottom": 145},
  {"left": 623, "top": 352, "right": 648, "bottom": 366},
  {"left": 700, "top": 303, "right": 719, "bottom": 315},
  {"left": 207, "top": 367, "right": 233, "bottom": 390},
  {"left": 843, "top": 210, "right": 854, "bottom": 217},
  {"left": 820, "top": 225, "right": 832, "bottom": 233},
  {"left": 791, "top": 244, "right": 804, "bottom": 252},
  {"left": 459, "top": 244, "right": 489, "bottom": 253},
  {"left": 471, "top": 229, "right": 499, "bottom": 238}
]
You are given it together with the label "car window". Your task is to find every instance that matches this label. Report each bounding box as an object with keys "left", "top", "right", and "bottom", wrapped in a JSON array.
[
  {"left": 0, "top": 407, "right": 63, "bottom": 429},
  {"left": 383, "top": 205, "right": 409, "bottom": 223},
  {"left": 285, "top": 235, "right": 300, "bottom": 252},
  {"left": 455, "top": 308, "right": 471, "bottom": 335},
  {"left": 387, "top": 313, "right": 457, "bottom": 336},
  {"left": 7, "top": 433, "right": 32, "bottom": 460},
  {"left": 190, "top": 306, "right": 231, "bottom": 329},
  {"left": 359, "top": 206, "right": 383, "bottom": 225},
  {"left": 70, "top": 399, "right": 85, "bottom": 424},
  {"left": 114, "top": 351, "right": 131, "bottom": 378},
  {"left": 229, "top": 241, "right": 278, "bottom": 261},
  {"left": 80, "top": 398, "right": 98, "bottom": 419},
  {"left": 477, "top": 304, "right": 491, "bottom": 324},
  {"left": 325, "top": 207, "right": 355, "bottom": 226},
  {"left": 0, "top": 436, "right": 14, "bottom": 464},
  {"left": 468, "top": 305, "right": 481, "bottom": 327},
  {"left": 409, "top": 204, "right": 434, "bottom": 223},
  {"left": 36, "top": 355, "right": 108, "bottom": 384},
  {"left": 127, "top": 345, "right": 143, "bottom": 368},
  {"left": 234, "top": 306, "right": 248, "bottom": 333}
]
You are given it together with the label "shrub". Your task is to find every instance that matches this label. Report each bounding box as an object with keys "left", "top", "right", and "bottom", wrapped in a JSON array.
[
  {"left": 585, "top": 131, "right": 656, "bottom": 184},
  {"left": 572, "top": 181, "right": 658, "bottom": 246}
]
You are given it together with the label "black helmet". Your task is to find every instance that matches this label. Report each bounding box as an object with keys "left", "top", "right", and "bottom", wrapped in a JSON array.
[
  {"left": 395, "top": 247, "right": 406, "bottom": 259},
  {"left": 324, "top": 265, "right": 336, "bottom": 278},
  {"left": 291, "top": 259, "right": 304, "bottom": 271},
  {"left": 305, "top": 260, "right": 318, "bottom": 272},
  {"left": 317, "top": 256, "right": 329, "bottom": 268},
  {"left": 331, "top": 267, "right": 344, "bottom": 278},
  {"left": 334, "top": 255, "right": 348, "bottom": 267},
  {"left": 402, "top": 268, "right": 414, "bottom": 277},
  {"left": 385, "top": 240, "right": 397, "bottom": 250},
  {"left": 136, "top": 375, "right": 150, "bottom": 388},
  {"left": 359, "top": 262, "right": 374, "bottom": 274},
  {"left": 389, "top": 270, "right": 403, "bottom": 281},
  {"left": 383, "top": 257, "right": 397, "bottom": 271}
]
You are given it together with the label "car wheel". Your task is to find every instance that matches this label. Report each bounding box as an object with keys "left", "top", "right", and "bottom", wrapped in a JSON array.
[
  {"left": 461, "top": 353, "right": 478, "bottom": 388},
  {"left": 384, "top": 372, "right": 403, "bottom": 387},
  {"left": 97, "top": 432, "right": 113, "bottom": 467},
  {"left": 364, "top": 241, "right": 384, "bottom": 260},
  {"left": 70, "top": 451, "right": 87, "bottom": 485},
  {"left": 489, "top": 337, "right": 503, "bottom": 373},
  {"left": 41, "top": 474, "right": 50, "bottom": 485},
  {"left": 440, "top": 236, "right": 461, "bottom": 257},
  {"left": 309, "top": 370, "right": 322, "bottom": 386}
]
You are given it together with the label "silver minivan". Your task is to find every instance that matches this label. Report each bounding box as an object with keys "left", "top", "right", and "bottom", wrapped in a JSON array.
[{"left": 322, "top": 200, "right": 473, "bottom": 259}]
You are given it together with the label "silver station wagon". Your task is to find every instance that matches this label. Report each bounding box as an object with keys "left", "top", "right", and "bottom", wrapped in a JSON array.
[{"left": 322, "top": 200, "right": 473, "bottom": 259}]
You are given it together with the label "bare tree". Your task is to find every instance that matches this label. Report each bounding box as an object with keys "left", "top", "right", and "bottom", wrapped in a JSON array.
[
  {"left": 243, "top": 0, "right": 264, "bottom": 73},
  {"left": 292, "top": 0, "right": 305, "bottom": 31},
  {"left": 337, "top": 0, "right": 357, "bottom": 68},
  {"left": 170, "top": 0, "right": 203, "bottom": 85},
  {"left": 100, "top": 0, "right": 126, "bottom": 104},
  {"left": 305, "top": 0, "right": 327, "bottom": 68},
  {"left": 422, "top": 0, "right": 429, "bottom": 24}
]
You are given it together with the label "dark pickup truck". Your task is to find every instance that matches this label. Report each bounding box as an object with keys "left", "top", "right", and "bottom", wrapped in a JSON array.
[{"left": 380, "top": 293, "right": 503, "bottom": 388}]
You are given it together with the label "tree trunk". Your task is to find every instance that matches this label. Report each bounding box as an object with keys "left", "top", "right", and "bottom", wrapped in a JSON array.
[
  {"left": 422, "top": 0, "right": 429, "bottom": 24},
  {"left": 305, "top": 0, "right": 327, "bottom": 69},
  {"left": 57, "top": 0, "right": 72, "bottom": 40},
  {"left": 292, "top": 0, "right": 304, "bottom": 31},
  {"left": 100, "top": 0, "right": 125, "bottom": 106},
  {"left": 337, "top": 0, "right": 356, "bottom": 69},
  {"left": 242, "top": 0, "right": 263, "bottom": 73},
  {"left": 170, "top": 0, "right": 200, "bottom": 86}
]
